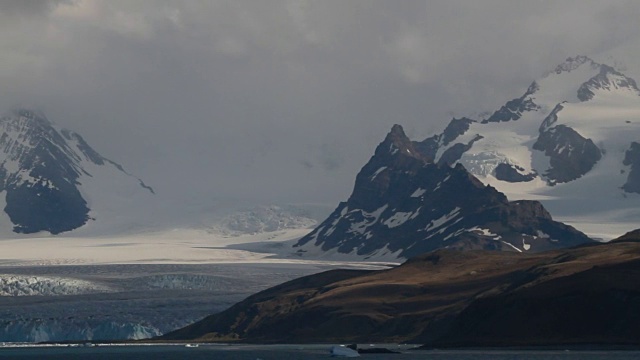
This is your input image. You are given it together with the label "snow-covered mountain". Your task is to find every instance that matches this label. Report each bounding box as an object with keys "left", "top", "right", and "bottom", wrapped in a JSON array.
[
  {"left": 414, "top": 56, "right": 640, "bottom": 236},
  {"left": 0, "top": 109, "right": 154, "bottom": 235},
  {"left": 294, "top": 125, "right": 592, "bottom": 261},
  {"left": 207, "top": 205, "right": 317, "bottom": 237}
]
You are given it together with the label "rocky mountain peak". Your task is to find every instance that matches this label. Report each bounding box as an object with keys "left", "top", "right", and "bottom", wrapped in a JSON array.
[
  {"left": 294, "top": 124, "right": 593, "bottom": 260},
  {"left": 482, "top": 81, "right": 540, "bottom": 124},
  {"left": 3, "top": 108, "right": 50, "bottom": 124},
  {"left": 347, "top": 125, "right": 429, "bottom": 213},
  {"left": 577, "top": 64, "right": 640, "bottom": 101},
  {"left": 375, "top": 124, "right": 425, "bottom": 161},
  {"left": 407, "top": 53, "right": 640, "bottom": 232},
  {"left": 1, "top": 109, "right": 60, "bottom": 151},
  {"left": 553, "top": 55, "right": 597, "bottom": 74}
]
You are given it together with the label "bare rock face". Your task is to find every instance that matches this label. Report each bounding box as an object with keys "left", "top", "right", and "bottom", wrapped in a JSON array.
[
  {"left": 293, "top": 125, "right": 592, "bottom": 260},
  {"left": 482, "top": 81, "right": 540, "bottom": 123},
  {"left": 494, "top": 163, "right": 536, "bottom": 182},
  {"left": 437, "top": 134, "right": 484, "bottom": 167},
  {"left": 623, "top": 142, "right": 640, "bottom": 194},
  {"left": 533, "top": 104, "right": 602, "bottom": 184},
  {"left": 577, "top": 64, "right": 640, "bottom": 102},
  {"left": 413, "top": 117, "right": 475, "bottom": 162}
]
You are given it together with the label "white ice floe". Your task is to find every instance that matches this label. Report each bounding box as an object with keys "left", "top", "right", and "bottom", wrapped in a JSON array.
[{"left": 330, "top": 345, "right": 360, "bottom": 357}]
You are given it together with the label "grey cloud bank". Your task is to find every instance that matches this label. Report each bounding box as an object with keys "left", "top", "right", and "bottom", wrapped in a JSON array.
[{"left": 0, "top": 0, "right": 639, "bottom": 204}]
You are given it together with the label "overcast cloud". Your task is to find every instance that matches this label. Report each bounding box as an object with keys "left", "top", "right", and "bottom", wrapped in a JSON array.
[{"left": 0, "top": 0, "right": 639, "bottom": 204}]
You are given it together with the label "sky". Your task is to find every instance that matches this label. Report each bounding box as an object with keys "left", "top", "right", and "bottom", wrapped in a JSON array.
[{"left": 1, "top": 0, "right": 639, "bottom": 205}]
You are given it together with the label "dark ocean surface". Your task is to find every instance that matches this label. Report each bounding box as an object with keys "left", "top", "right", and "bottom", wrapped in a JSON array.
[{"left": 1, "top": 345, "right": 640, "bottom": 360}]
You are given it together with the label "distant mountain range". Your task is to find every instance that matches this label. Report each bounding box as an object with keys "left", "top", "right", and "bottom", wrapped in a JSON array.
[
  {"left": 0, "top": 109, "right": 153, "bottom": 234},
  {"left": 162, "top": 230, "right": 640, "bottom": 346},
  {"left": 3, "top": 55, "right": 638, "bottom": 244}
]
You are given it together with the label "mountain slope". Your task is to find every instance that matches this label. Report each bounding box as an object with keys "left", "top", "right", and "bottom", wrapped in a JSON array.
[
  {"left": 161, "top": 235, "right": 640, "bottom": 345},
  {"left": 293, "top": 125, "right": 592, "bottom": 260},
  {"left": 414, "top": 56, "right": 640, "bottom": 236},
  {"left": 0, "top": 109, "right": 154, "bottom": 234}
]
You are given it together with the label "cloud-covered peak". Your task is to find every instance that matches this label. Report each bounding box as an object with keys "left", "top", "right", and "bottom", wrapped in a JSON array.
[{"left": 552, "top": 55, "right": 598, "bottom": 74}]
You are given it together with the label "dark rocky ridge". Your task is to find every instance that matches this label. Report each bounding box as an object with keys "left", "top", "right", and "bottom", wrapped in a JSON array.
[
  {"left": 440, "top": 117, "right": 475, "bottom": 145},
  {"left": 294, "top": 125, "right": 592, "bottom": 259},
  {"left": 623, "top": 142, "right": 640, "bottom": 194},
  {"left": 494, "top": 163, "right": 536, "bottom": 182},
  {"left": 482, "top": 81, "right": 540, "bottom": 123},
  {"left": 436, "top": 134, "right": 483, "bottom": 167},
  {"left": 615, "top": 228, "right": 640, "bottom": 241},
  {"left": 577, "top": 64, "right": 640, "bottom": 102},
  {"left": 552, "top": 55, "right": 596, "bottom": 74},
  {"left": 412, "top": 117, "right": 475, "bottom": 161},
  {"left": 162, "top": 232, "right": 640, "bottom": 345},
  {"left": 0, "top": 110, "right": 90, "bottom": 233},
  {"left": 533, "top": 104, "right": 602, "bottom": 184}
]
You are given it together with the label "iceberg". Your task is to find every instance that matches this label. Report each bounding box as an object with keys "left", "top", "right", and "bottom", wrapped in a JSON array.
[{"left": 330, "top": 345, "right": 360, "bottom": 357}]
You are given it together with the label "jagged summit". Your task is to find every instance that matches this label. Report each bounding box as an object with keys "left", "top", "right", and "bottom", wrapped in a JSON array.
[
  {"left": 388, "top": 123, "right": 405, "bottom": 137},
  {"left": 374, "top": 124, "right": 426, "bottom": 161},
  {"left": 1, "top": 109, "right": 107, "bottom": 181},
  {"left": 2, "top": 108, "right": 50, "bottom": 126},
  {"left": 294, "top": 124, "right": 592, "bottom": 261},
  {"left": 0, "top": 108, "right": 154, "bottom": 234},
  {"left": 409, "top": 56, "right": 640, "bottom": 237},
  {"left": 552, "top": 55, "right": 598, "bottom": 74},
  {"left": 577, "top": 64, "right": 640, "bottom": 101}
]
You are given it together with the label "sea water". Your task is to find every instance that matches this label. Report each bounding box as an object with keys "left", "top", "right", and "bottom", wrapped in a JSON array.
[{"left": 0, "top": 345, "right": 639, "bottom": 360}]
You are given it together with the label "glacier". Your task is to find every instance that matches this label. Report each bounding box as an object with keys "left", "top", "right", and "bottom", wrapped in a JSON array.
[{"left": 0, "top": 262, "right": 340, "bottom": 342}]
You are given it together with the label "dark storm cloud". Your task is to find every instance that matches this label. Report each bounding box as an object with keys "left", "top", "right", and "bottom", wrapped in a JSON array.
[{"left": 0, "top": 0, "right": 639, "bottom": 203}]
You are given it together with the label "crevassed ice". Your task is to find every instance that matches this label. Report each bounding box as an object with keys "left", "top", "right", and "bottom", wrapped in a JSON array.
[{"left": 0, "top": 275, "right": 112, "bottom": 296}]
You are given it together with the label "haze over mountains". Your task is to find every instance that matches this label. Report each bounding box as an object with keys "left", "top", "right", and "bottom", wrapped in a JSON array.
[
  {"left": 0, "top": 56, "right": 638, "bottom": 249},
  {"left": 4, "top": 1, "right": 640, "bottom": 234},
  {"left": 2, "top": 2, "right": 640, "bottom": 347}
]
